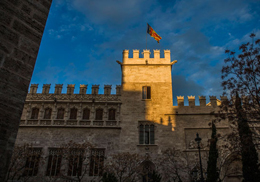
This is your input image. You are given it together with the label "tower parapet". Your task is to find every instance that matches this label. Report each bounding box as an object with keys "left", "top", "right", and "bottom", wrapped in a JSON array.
[
  {"left": 176, "top": 96, "right": 222, "bottom": 107},
  {"left": 104, "top": 85, "right": 112, "bottom": 95},
  {"left": 92, "top": 85, "right": 99, "bottom": 95},
  {"left": 54, "top": 84, "right": 63, "bottom": 94},
  {"left": 116, "top": 85, "right": 121, "bottom": 96},
  {"left": 199, "top": 96, "right": 206, "bottom": 106},
  {"left": 209, "top": 96, "right": 217, "bottom": 108},
  {"left": 121, "top": 49, "right": 177, "bottom": 65},
  {"left": 28, "top": 84, "right": 121, "bottom": 95},
  {"left": 79, "top": 84, "right": 87, "bottom": 94},
  {"left": 67, "top": 84, "right": 75, "bottom": 95},
  {"left": 177, "top": 96, "right": 184, "bottom": 106},
  {"left": 29, "top": 84, "right": 38, "bottom": 94},
  {"left": 42, "top": 84, "right": 51, "bottom": 94},
  {"left": 188, "top": 96, "right": 195, "bottom": 107}
]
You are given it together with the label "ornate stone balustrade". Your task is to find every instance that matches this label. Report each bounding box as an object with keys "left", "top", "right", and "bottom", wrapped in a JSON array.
[
  {"left": 20, "top": 119, "right": 120, "bottom": 128},
  {"left": 26, "top": 93, "right": 121, "bottom": 102}
]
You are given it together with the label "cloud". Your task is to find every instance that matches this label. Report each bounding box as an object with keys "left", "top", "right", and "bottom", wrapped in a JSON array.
[{"left": 72, "top": 0, "right": 153, "bottom": 28}]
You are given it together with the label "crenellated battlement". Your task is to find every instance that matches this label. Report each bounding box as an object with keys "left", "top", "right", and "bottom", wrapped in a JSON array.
[
  {"left": 176, "top": 95, "right": 227, "bottom": 107},
  {"left": 121, "top": 49, "right": 177, "bottom": 65},
  {"left": 28, "top": 84, "right": 121, "bottom": 95}
]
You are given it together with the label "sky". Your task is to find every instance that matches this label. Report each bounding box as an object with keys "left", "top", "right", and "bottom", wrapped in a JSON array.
[{"left": 31, "top": 0, "right": 260, "bottom": 105}]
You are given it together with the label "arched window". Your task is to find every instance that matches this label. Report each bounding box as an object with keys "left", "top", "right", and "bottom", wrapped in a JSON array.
[
  {"left": 83, "top": 108, "right": 90, "bottom": 120},
  {"left": 108, "top": 109, "right": 116, "bottom": 120},
  {"left": 139, "top": 124, "right": 155, "bottom": 145},
  {"left": 44, "top": 108, "right": 52, "bottom": 119},
  {"left": 57, "top": 108, "right": 64, "bottom": 119},
  {"left": 31, "top": 108, "right": 39, "bottom": 119},
  {"left": 95, "top": 109, "right": 103, "bottom": 120},
  {"left": 70, "top": 108, "right": 77, "bottom": 119}
]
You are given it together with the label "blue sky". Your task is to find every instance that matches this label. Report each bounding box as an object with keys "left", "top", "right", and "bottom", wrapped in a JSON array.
[{"left": 31, "top": 0, "right": 260, "bottom": 105}]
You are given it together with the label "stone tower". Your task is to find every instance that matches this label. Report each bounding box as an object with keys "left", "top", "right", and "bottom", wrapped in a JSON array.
[{"left": 117, "top": 49, "right": 177, "bottom": 153}]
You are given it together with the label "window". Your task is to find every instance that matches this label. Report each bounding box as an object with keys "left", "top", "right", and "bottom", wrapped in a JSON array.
[
  {"left": 46, "top": 149, "right": 62, "bottom": 176},
  {"left": 70, "top": 108, "right": 77, "bottom": 119},
  {"left": 67, "top": 149, "right": 84, "bottom": 177},
  {"left": 57, "top": 108, "right": 65, "bottom": 119},
  {"left": 95, "top": 109, "right": 103, "bottom": 120},
  {"left": 108, "top": 109, "right": 116, "bottom": 120},
  {"left": 31, "top": 108, "right": 39, "bottom": 119},
  {"left": 142, "top": 86, "right": 151, "bottom": 99},
  {"left": 44, "top": 108, "right": 52, "bottom": 119},
  {"left": 139, "top": 124, "right": 154, "bottom": 144},
  {"left": 82, "top": 108, "right": 90, "bottom": 120},
  {"left": 23, "top": 148, "right": 42, "bottom": 176},
  {"left": 89, "top": 149, "right": 105, "bottom": 176}
]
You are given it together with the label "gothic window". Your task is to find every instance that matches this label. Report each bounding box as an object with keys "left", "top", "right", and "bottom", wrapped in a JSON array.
[
  {"left": 67, "top": 149, "right": 84, "bottom": 177},
  {"left": 139, "top": 124, "right": 154, "bottom": 144},
  {"left": 70, "top": 108, "right": 77, "bottom": 119},
  {"left": 57, "top": 108, "right": 65, "bottom": 119},
  {"left": 23, "top": 148, "right": 42, "bottom": 176},
  {"left": 108, "top": 109, "right": 116, "bottom": 120},
  {"left": 95, "top": 109, "right": 103, "bottom": 120},
  {"left": 31, "top": 108, "right": 39, "bottom": 119},
  {"left": 44, "top": 108, "right": 52, "bottom": 119},
  {"left": 82, "top": 108, "right": 90, "bottom": 120},
  {"left": 46, "top": 149, "right": 62, "bottom": 176},
  {"left": 142, "top": 86, "right": 151, "bottom": 99},
  {"left": 89, "top": 149, "right": 105, "bottom": 176}
]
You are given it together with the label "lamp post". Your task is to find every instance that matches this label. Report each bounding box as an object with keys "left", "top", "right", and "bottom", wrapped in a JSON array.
[{"left": 195, "top": 133, "right": 205, "bottom": 182}]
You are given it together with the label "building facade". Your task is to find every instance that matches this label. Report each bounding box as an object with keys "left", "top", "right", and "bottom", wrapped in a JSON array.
[{"left": 14, "top": 49, "right": 242, "bottom": 181}]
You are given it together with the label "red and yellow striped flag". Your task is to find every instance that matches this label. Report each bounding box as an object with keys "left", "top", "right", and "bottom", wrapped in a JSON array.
[{"left": 147, "top": 24, "right": 162, "bottom": 43}]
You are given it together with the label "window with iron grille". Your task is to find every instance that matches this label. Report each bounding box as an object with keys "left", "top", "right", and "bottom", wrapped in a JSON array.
[
  {"left": 57, "top": 108, "right": 65, "bottom": 119},
  {"left": 108, "top": 109, "right": 116, "bottom": 120},
  {"left": 139, "top": 124, "right": 154, "bottom": 144},
  {"left": 70, "top": 108, "right": 77, "bottom": 119},
  {"left": 142, "top": 86, "right": 151, "bottom": 99},
  {"left": 95, "top": 109, "right": 103, "bottom": 120},
  {"left": 82, "top": 108, "right": 90, "bottom": 120},
  {"left": 31, "top": 108, "right": 39, "bottom": 119},
  {"left": 89, "top": 149, "right": 105, "bottom": 176},
  {"left": 67, "top": 149, "right": 84, "bottom": 177},
  {"left": 23, "top": 148, "right": 42, "bottom": 176},
  {"left": 46, "top": 149, "right": 62, "bottom": 176},
  {"left": 44, "top": 108, "right": 52, "bottom": 119}
]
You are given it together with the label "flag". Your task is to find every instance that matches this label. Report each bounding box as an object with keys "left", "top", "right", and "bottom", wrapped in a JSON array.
[{"left": 147, "top": 23, "right": 162, "bottom": 43}]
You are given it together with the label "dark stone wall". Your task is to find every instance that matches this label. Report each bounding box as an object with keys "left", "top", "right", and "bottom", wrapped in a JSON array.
[{"left": 0, "top": 0, "right": 52, "bottom": 180}]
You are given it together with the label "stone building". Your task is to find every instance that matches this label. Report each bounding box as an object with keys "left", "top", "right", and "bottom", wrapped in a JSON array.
[{"left": 14, "top": 49, "right": 242, "bottom": 181}]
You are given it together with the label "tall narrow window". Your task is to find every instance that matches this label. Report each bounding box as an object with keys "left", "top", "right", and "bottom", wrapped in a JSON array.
[
  {"left": 44, "top": 108, "right": 52, "bottom": 119},
  {"left": 145, "top": 125, "right": 150, "bottom": 144},
  {"left": 67, "top": 149, "right": 83, "bottom": 177},
  {"left": 139, "top": 124, "right": 144, "bottom": 144},
  {"left": 83, "top": 108, "right": 90, "bottom": 120},
  {"left": 108, "top": 109, "right": 116, "bottom": 120},
  {"left": 23, "top": 148, "right": 42, "bottom": 176},
  {"left": 95, "top": 109, "right": 103, "bottom": 120},
  {"left": 139, "top": 124, "right": 155, "bottom": 145},
  {"left": 57, "top": 108, "right": 64, "bottom": 119},
  {"left": 31, "top": 108, "right": 39, "bottom": 119},
  {"left": 70, "top": 108, "right": 77, "bottom": 119},
  {"left": 89, "top": 149, "right": 105, "bottom": 176},
  {"left": 150, "top": 125, "right": 154, "bottom": 144},
  {"left": 142, "top": 86, "right": 151, "bottom": 99},
  {"left": 46, "top": 149, "right": 62, "bottom": 176}
]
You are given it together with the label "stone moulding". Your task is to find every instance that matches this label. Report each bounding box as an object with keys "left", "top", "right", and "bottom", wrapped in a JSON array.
[{"left": 26, "top": 94, "right": 121, "bottom": 102}]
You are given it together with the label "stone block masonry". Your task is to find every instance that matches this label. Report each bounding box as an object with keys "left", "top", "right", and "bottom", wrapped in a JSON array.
[{"left": 0, "top": 0, "right": 52, "bottom": 180}]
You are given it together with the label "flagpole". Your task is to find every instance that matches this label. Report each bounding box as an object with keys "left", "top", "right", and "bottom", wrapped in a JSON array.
[
  {"left": 146, "top": 23, "right": 148, "bottom": 49},
  {"left": 146, "top": 33, "right": 147, "bottom": 49}
]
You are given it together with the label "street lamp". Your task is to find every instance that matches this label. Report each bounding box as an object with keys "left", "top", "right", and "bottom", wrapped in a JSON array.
[{"left": 195, "top": 133, "right": 205, "bottom": 182}]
